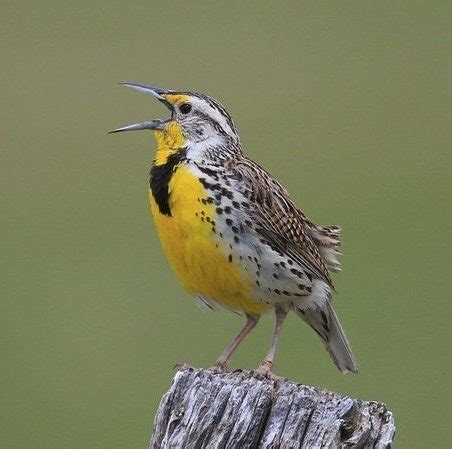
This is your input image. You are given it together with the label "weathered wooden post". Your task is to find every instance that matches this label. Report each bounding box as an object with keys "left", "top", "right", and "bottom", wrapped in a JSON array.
[{"left": 150, "top": 368, "right": 395, "bottom": 448}]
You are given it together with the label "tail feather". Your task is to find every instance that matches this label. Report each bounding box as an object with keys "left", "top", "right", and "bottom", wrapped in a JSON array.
[
  {"left": 307, "top": 224, "right": 342, "bottom": 273},
  {"left": 295, "top": 301, "right": 358, "bottom": 374}
]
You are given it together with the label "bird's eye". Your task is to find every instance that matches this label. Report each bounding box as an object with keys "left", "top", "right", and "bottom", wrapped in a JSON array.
[{"left": 179, "top": 103, "right": 192, "bottom": 114}]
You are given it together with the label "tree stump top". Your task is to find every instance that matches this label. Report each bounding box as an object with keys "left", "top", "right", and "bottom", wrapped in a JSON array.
[{"left": 151, "top": 368, "right": 395, "bottom": 448}]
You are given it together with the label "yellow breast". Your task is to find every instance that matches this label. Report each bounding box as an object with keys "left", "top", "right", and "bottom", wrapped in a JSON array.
[{"left": 149, "top": 165, "right": 268, "bottom": 314}]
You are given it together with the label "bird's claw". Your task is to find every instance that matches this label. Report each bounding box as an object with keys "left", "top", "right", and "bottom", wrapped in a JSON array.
[
  {"left": 207, "top": 362, "right": 230, "bottom": 374},
  {"left": 251, "top": 361, "right": 286, "bottom": 382},
  {"left": 173, "top": 362, "right": 195, "bottom": 372}
]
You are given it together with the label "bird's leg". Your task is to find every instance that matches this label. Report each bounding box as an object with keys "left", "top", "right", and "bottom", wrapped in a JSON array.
[
  {"left": 252, "top": 307, "right": 288, "bottom": 380},
  {"left": 209, "top": 314, "right": 259, "bottom": 373}
]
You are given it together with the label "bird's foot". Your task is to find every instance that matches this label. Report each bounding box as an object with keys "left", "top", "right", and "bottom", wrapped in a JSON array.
[
  {"left": 206, "top": 362, "right": 230, "bottom": 374},
  {"left": 251, "top": 360, "right": 286, "bottom": 382},
  {"left": 173, "top": 362, "right": 196, "bottom": 372}
]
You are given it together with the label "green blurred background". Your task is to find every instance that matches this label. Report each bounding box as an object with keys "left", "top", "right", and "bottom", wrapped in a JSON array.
[{"left": 2, "top": 1, "right": 451, "bottom": 447}]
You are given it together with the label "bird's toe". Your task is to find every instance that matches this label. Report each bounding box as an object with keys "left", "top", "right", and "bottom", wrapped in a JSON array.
[
  {"left": 207, "top": 362, "right": 230, "bottom": 374},
  {"left": 251, "top": 361, "right": 285, "bottom": 382}
]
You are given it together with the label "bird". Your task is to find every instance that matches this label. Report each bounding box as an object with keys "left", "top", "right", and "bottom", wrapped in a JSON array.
[{"left": 110, "top": 82, "right": 357, "bottom": 378}]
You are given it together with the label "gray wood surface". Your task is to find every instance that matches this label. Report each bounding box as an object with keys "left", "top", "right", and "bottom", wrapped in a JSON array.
[{"left": 150, "top": 368, "right": 395, "bottom": 448}]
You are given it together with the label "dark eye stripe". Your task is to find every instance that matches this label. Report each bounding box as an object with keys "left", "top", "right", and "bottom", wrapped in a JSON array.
[
  {"left": 195, "top": 111, "right": 228, "bottom": 136},
  {"left": 206, "top": 98, "right": 235, "bottom": 128},
  {"left": 192, "top": 93, "right": 236, "bottom": 132}
]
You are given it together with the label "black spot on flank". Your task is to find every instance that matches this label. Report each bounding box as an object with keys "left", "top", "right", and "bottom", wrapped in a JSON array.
[
  {"left": 306, "top": 273, "right": 313, "bottom": 282},
  {"left": 255, "top": 280, "right": 260, "bottom": 286},
  {"left": 219, "top": 232, "right": 223, "bottom": 238},
  {"left": 195, "top": 213, "right": 198, "bottom": 217},
  {"left": 197, "top": 165, "right": 219, "bottom": 179},
  {"left": 201, "top": 211, "right": 205, "bottom": 216},
  {"left": 225, "top": 218, "right": 233, "bottom": 226},
  {"left": 241, "top": 201, "right": 250, "bottom": 208},
  {"left": 256, "top": 271, "right": 260, "bottom": 277},
  {"left": 299, "top": 309, "right": 306, "bottom": 315},
  {"left": 274, "top": 289, "right": 281, "bottom": 295},
  {"left": 282, "top": 290, "right": 291, "bottom": 296},
  {"left": 321, "top": 311, "right": 328, "bottom": 324},
  {"left": 234, "top": 236, "right": 239, "bottom": 244},
  {"left": 206, "top": 217, "right": 211, "bottom": 223},
  {"left": 229, "top": 244, "right": 233, "bottom": 249},
  {"left": 274, "top": 262, "right": 279, "bottom": 268},
  {"left": 216, "top": 207, "right": 223, "bottom": 214},
  {"left": 211, "top": 220, "right": 216, "bottom": 226},
  {"left": 224, "top": 206, "right": 232, "bottom": 214},
  {"left": 287, "top": 259, "right": 293, "bottom": 265},
  {"left": 228, "top": 254, "right": 233, "bottom": 263},
  {"left": 280, "top": 262, "right": 286, "bottom": 269},
  {"left": 211, "top": 227, "right": 216, "bottom": 233},
  {"left": 203, "top": 179, "right": 222, "bottom": 192},
  {"left": 306, "top": 287, "right": 312, "bottom": 293},
  {"left": 231, "top": 226, "right": 238, "bottom": 234},
  {"left": 273, "top": 273, "right": 279, "bottom": 279},
  {"left": 298, "top": 284, "right": 305, "bottom": 290},
  {"left": 245, "top": 220, "right": 253, "bottom": 227},
  {"left": 253, "top": 257, "right": 258, "bottom": 263},
  {"left": 206, "top": 197, "right": 214, "bottom": 204},
  {"left": 201, "top": 217, "right": 205, "bottom": 222},
  {"left": 201, "top": 199, "right": 207, "bottom": 205},
  {"left": 232, "top": 200, "right": 240, "bottom": 208},
  {"left": 322, "top": 323, "right": 329, "bottom": 333}
]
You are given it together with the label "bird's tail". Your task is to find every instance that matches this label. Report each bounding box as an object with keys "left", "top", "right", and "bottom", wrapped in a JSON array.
[
  {"left": 306, "top": 224, "right": 342, "bottom": 273},
  {"left": 294, "top": 301, "right": 358, "bottom": 374}
]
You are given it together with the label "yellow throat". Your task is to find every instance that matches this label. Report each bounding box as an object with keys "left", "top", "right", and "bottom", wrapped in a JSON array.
[{"left": 153, "top": 121, "right": 185, "bottom": 166}]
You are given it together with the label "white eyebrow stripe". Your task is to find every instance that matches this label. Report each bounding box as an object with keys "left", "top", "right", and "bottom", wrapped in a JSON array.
[{"left": 190, "top": 96, "right": 236, "bottom": 137}]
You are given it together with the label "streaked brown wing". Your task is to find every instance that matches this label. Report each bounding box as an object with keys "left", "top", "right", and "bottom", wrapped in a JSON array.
[{"left": 228, "top": 157, "right": 333, "bottom": 288}]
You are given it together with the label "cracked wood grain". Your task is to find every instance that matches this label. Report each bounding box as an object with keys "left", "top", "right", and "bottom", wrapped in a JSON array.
[{"left": 150, "top": 368, "right": 395, "bottom": 448}]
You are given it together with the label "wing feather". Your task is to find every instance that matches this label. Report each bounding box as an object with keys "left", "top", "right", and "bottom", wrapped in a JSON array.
[{"left": 228, "top": 157, "right": 334, "bottom": 287}]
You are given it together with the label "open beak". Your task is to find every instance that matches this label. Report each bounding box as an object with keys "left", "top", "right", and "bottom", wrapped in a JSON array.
[{"left": 109, "top": 83, "right": 172, "bottom": 134}]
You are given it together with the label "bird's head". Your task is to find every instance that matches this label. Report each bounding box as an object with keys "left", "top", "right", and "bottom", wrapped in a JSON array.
[{"left": 110, "top": 83, "right": 240, "bottom": 165}]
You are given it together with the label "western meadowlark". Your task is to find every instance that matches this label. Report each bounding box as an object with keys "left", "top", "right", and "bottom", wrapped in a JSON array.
[{"left": 111, "top": 83, "right": 357, "bottom": 377}]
